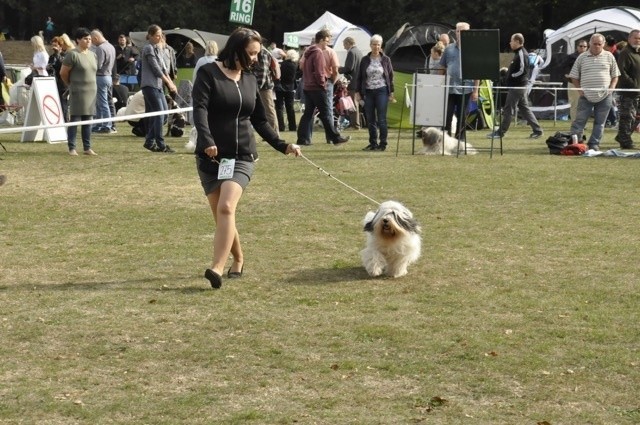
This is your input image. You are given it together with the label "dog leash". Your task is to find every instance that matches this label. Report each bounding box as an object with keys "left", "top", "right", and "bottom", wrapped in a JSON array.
[
  {"left": 299, "top": 153, "right": 381, "bottom": 206},
  {"left": 172, "top": 91, "right": 189, "bottom": 106}
]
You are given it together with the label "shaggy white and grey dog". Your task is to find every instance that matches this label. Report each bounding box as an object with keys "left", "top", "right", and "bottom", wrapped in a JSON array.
[
  {"left": 419, "top": 127, "right": 477, "bottom": 155},
  {"left": 361, "top": 201, "right": 422, "bottom": 278}
]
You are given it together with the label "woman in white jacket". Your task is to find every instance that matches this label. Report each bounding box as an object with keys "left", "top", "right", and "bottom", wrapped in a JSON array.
[{"left": 30, "top": 35, "right": 49, "bottom": 76}]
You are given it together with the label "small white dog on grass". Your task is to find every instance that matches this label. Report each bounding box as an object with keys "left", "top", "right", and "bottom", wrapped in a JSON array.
[
  {"left": 361, "top": 201, "right": 421, "bottom": 278},
  {"left": 419, "top": 127, "right": 477, "bottom": 155}
]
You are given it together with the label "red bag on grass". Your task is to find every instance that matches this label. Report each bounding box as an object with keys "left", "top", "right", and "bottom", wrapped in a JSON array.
[{"left": 560, "top": 143, "right": 588, "bottom": 156}]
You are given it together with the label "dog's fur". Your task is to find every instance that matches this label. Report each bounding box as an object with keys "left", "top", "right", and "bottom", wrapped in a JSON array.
[
  {"left": 165, "top": 95, "right": 186, "bottom": 137},
  {"left": 361, "top": 201, "right": 421, "bottom": 278},
  {"left": 184, "top": 127, "right": 197, "bottom": 153},
  {"left": 419, "top": 127, "right": 477, "bottom": 155}
]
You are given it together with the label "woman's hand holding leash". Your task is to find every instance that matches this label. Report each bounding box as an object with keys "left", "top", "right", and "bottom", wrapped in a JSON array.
[
  {"left": 287, "top": 144, "right": 301, "bottom": 157},
  {"left": 205, "top": 146, "right": 218, "bottom": 158}
]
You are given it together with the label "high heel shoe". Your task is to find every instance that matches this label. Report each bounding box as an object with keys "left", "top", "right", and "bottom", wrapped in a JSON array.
[
  {"left": 204, "top": 269, "right": 222, "bottom": 289},
  {"left": 227, "top": 265, "right": 244, "bottom": 279}
]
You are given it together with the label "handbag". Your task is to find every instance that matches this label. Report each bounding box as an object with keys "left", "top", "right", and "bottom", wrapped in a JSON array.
[{"left": 338, "top": 95, "right": 356, "bottom": 113}]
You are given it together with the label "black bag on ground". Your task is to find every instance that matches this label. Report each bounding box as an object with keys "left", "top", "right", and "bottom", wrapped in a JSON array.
[{"left": 546, "top": 131, "right": 572, "bottom": 155}]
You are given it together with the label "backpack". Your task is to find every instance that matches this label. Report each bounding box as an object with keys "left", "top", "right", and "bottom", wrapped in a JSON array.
[{"left": 545, "top": 131, "right": 572, "bottom": 154}]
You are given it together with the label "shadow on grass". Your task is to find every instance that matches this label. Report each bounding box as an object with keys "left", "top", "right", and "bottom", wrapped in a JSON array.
[
  {"left": 0, "top": 274, "right": 210, "bottom": 294},
  {"left": 0, "top": 267, "right": 390, "bottom": 292},
  {"left": 285, "top": 266, "right": 377, "bottom": 285}
]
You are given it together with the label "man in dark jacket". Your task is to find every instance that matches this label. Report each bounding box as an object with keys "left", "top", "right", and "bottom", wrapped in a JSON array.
[
  {"left": 296, "top": 29, "right": 350, "bottom": 145},
  {"left": 487, "top": 33, "right": 543, "bottom": 139},
  {"left": 615, "top": 30, "right": 640, "bottom": 149},
  {"left": 338, "top": 37, "right": 363, "bottom": 129}
]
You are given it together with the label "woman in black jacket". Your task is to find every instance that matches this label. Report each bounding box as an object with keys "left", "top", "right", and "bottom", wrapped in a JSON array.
[
  {"left": 274, "top": 49, "right": 299, "bottom": 131},
  {"left": 192, "top": 27, "right": 301, "bottom": 289},
  {"left": 47, "top": 36, "right": 69, "bottom": 120}
]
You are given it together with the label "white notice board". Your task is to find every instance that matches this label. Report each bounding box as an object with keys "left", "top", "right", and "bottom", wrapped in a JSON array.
[
  {"left": 21, "top": 77, "right": 67, "bottom": 143},
  {"left": 411, "top": 73, "right": 448, "bottom": 127}
]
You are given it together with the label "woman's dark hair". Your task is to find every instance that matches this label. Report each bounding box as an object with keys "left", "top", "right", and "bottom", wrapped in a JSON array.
[
  {"left": 218, "top": 27, "right": 262, "bottom": 70},
  {"left": 74, "top": 27, "right": 91, "bottom": 41}
]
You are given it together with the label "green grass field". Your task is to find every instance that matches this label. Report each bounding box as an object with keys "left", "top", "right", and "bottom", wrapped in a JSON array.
[{"left": 1, "top": 120, "right": 639, "bottom": 424}]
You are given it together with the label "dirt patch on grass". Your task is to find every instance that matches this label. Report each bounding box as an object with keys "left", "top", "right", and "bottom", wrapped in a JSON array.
[{"left": 1, "top": 41, "right": 34, "bottom": 65}]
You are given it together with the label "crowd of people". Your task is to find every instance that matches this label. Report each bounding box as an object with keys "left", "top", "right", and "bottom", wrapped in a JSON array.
[
  {"left": 490, "top": 30, "right": 639, "bottom": 152},
  {"left": 554, "top": 31, "right": 640, "bottom": 151},
  {"left": 23, "top": 25, "right": 193, "bottom": 155},
  {"left": 2, "top": 22, "right": 639, "bottom": 155},
  {"left": 257, "top": 29, "right": 401, "bottom": 150},
  {"left": 260, "top": 24, "right": 639, "bottom": 153},
  {"left": 2, "top": 19, "right": 639, "bottom": 287}
]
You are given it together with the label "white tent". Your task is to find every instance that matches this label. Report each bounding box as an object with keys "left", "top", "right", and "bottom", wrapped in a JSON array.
[
  {"left": 541, "top": 6, "right": 640, "bottom": 69},
  {"left": 283, "top": 11, "right": 371, "bottom": 63}
]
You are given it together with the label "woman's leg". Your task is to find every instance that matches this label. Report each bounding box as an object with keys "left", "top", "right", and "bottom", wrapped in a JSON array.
[
  {"left": 67, "top": 116, "right": 78, "bottom": 151},
  {"left": 296, "top": 90, "right": 316, "bottom": 144},
  {"left": 284, "top": 91, "right": 297, "bottom": 131},
  {"left": 142, "top": 87, "right": 165, "bottom": 149},
  {"left": 445, "top": 94, "right": 457, "bottom": 136},
  {"left": 375, "top": 88, "right": 389, "bottom": 147},
  {"left": 364, "top": 90, "right": 378, "bottom": 147},
  {"left": 81, "top": 115, "right": 92, "bottom": 151},
  {"left": 275, "top": 91, "right": 286, "bottom": 131},
  {"left": 206, "top": 181, "right": 244, "bottom": 276}
]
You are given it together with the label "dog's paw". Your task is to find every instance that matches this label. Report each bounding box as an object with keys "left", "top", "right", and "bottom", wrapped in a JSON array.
[
  {"left": 366, "top": 267, "right": 384, "bottom": 277},
  {"left": 389, "top": 269, "right": 408, "bottom": 278},
  {"left": 387, "top": 263, "right": 409, "bottom": 278},
  {"left": 362, "top": 255, "right": 384, "bottom": 277}
]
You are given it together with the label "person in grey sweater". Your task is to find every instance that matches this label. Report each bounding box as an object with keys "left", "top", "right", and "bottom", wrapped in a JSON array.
[
  {"left": 140, "top": 24, "right": 177, "bottom": 153},
  {"left": 338, "top": 37, "right": 363, "bottom": 129}
]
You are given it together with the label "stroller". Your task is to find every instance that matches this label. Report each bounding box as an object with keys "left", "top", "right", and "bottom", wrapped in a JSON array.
[
  {"left": 333, "top": 76, "right": 354, "bottom": 130},
  {"left": 314, "top": 76, "right": 353, "bottom": 131}
]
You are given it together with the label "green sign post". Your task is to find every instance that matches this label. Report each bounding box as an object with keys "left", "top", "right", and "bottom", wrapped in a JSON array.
[
  {"left": 285, "top": 34, "right": 299, "bottom": 48},
  {"left": 229, "top": 0, "right": 255, "bottom": 25}
]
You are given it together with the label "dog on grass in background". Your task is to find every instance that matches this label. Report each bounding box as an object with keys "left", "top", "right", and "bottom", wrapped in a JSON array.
[
  {"left": 165, "top": 95, "right": 186, "bottom": 137},
  {"left": 361, "top": 201, "right": 421, "bottom": 278},
  {"left": 418, "top": 127, "right": 477, "bottom": 155}
]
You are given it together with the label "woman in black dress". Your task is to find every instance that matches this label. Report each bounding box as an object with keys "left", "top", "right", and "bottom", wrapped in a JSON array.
[{"left": 192, "top": 28, "right": 301, "bottom": 289}]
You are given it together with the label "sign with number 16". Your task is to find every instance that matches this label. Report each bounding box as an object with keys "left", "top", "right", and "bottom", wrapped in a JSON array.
[{"left": 229, "top": 0, "right": 254, "bottom": 25}]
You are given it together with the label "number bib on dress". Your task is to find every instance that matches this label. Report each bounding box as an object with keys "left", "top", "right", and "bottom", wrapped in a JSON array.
[{"left": 217, "top": 158, "right": 235, "bottom": 180}]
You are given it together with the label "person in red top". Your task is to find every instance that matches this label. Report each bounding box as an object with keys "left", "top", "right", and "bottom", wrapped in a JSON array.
[{"left": 296, "top": 29, "right": 350, "bottom": 146}]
